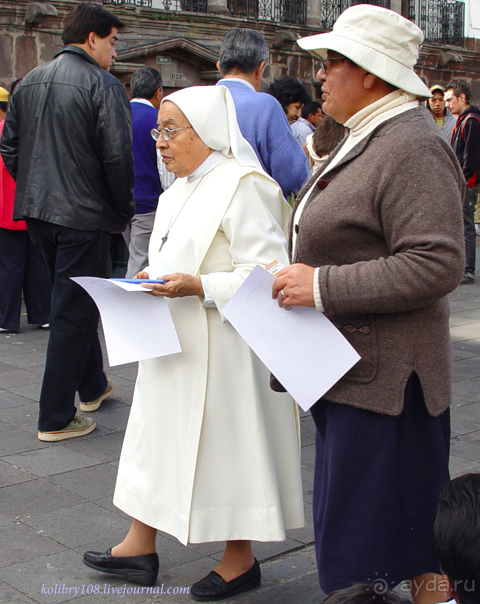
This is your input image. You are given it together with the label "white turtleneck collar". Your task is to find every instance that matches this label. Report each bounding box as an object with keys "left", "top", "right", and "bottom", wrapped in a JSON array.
[
  {"left": 323, "top": 90, "right": 419, "bottom": 175},
  {"left": 187, "top": 150, "right": 226, "bottom": 182}
]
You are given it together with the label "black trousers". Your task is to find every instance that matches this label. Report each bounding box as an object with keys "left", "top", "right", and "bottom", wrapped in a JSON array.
[
  {"left": 0, "top": 227, "right": 51, "bottom": 331},
  {"left": 464, "top": 186, "right": 478, "bottom": 275},
  {"left": 27, "top": 219, "right": 109, "bottom": 431}
]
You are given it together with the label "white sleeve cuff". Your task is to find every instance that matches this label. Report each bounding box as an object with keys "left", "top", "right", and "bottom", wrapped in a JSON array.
[
  {"left": 313, "top": 267, "right": 324, "bottom": 312},
  {"left": 200, "top": 275, "right": 217, "bottom": 308}
]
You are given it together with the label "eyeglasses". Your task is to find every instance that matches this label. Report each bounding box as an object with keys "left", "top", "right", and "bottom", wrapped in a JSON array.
[
  {"left": 151, "top": 125, "right": 192, "bottom": 142},
  {"left": 319, "top": 57, "right": 345, "bottom": 74}
]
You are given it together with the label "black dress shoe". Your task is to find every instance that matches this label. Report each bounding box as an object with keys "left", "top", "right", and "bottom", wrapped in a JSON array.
[
  {"left": 83, "top": 549, "right": 159, "bottom": 585},
  {"left": 190, "top": 559, "right": 261, "bottom": 601}
]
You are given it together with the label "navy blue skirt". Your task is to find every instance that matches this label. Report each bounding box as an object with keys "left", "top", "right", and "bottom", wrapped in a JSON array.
[{"left": 310, "top": 373, "right": 450, "bottom": 594}]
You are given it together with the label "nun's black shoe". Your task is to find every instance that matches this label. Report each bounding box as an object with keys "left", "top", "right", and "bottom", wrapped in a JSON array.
[
  {"left": 83, "top": 549, "right": 159, "bottom": 585},
  {"left": 190, "top": 559, "right": 261, "bottom": 601}
]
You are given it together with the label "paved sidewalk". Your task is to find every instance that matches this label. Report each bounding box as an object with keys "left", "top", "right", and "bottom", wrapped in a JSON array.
[{"left": 1, "top": 250, "right": 480, "bottom": 604}]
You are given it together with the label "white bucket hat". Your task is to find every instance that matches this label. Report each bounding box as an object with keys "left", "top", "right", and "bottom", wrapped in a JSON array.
[{"left": 297, "top": 4, "right": 431, "bottom": 99}]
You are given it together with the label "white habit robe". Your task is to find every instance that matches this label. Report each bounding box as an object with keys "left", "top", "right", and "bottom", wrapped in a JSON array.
[{"left": 113, "top": 156, "right": 304, "bottom": 545}]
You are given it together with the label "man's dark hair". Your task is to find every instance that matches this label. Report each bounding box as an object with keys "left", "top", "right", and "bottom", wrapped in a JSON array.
[
  {"left": 62, "top": 3, "right": 123, "bottom": 46},
  {"left": 312, "top": 115, "right": 346, "bottom": 158},
  {"left": 130, "top": 67, "right": 162, "bottom": 100},
  {"left": 266, "top": 76, "right": 311, "bottom": 111},
  {"left": 446, "top": 79, "right": 471, "bottom": 105},
  {"left": 0, "top": 102, "right": 7, "bottom": 113},
  {"left": 322, "top": 584, "right": 404, "bottom": 604},
  {"left": 434, "top": 473, "right": 480, "bottom": 604},
  {"left": 219, "top": 28, "right": 269, "bottom": 75},
  {"left": 302, "top": 100, "right": 322, "bottom": 120}
]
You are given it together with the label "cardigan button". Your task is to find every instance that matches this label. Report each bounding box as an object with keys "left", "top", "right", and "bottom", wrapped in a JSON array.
[
  {"left": 295, "top": 224, "right": 299, "bottom": 234},
  {"left": 317, "top": 179, "right": 328, "bottom": 190}
]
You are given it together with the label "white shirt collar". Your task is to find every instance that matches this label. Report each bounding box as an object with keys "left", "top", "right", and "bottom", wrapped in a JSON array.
[
  {"left": 131, "top": 98, "right": 155, "bottom": 108},
  {"left": 218, "top": 78, "right": 256, "bottom": 93}
]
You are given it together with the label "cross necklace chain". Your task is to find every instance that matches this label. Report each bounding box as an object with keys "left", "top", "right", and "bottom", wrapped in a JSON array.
[{"left": 158, "top": 180, "right": 201, "bottom": 253}]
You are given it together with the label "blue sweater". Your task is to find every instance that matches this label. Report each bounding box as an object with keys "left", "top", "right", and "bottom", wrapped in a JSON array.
[
  {"left": 217, "top": 80, "right": 309, "bottom": 198},
  {"left": 131, "top": 100, "right": 163, "bottom": 214}
]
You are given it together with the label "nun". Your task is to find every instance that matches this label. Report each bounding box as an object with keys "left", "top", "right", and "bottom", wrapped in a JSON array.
[{"left": 83, "top": 85, "right": 304, "bottom": 601}]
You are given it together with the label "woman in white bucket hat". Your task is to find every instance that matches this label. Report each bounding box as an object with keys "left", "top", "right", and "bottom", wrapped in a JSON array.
[{"left": 272, "top": 5, "right": 465, "bottom": 602}]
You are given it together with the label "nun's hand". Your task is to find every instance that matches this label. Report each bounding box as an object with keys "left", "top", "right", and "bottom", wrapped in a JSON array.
[
  {"left": 272, "top": 264, "right": 316, "bottom": 310},
  {"left": 141, "top": 273, "right": 204, "bottom": 298}
]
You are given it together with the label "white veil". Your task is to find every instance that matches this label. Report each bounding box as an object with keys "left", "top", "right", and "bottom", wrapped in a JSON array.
[{"left": 160, "top": 85, "right": 265, "bottom": 174}]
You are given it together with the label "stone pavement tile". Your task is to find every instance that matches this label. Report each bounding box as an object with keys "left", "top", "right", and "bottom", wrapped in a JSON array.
[
  {"left": 0, "top": 361, "right": 22, "bottom": 373},
  {"left": 449, "top": 313, "right": 480, "bottom": 327},
  {"left": 23, "top": 502, "right": 132, "bottom": 549},
  {"left": 450, "top": 433, "right": 480, "bottom": 463},
  {"left": 50, "top": 584, "right": 167, "bottom": 604},
  {"left": 0, "top": 511, "right": 14, "bottom": 527},
  {"left": 4, "top": 447, "right": 101, "bottom": 478},
  {"left": 452, "top": 338, "right": 480, "bottom": 356},
  {"left": 0, "top": 459, "right": 37, "bottom": 488},
  {"left": 106, "top": 364, "right": 138, "bottom": 382},
  {"left": 0, "top": 390, "right": 38, "bottom": 408},
  {"left": 452, "top": 392, "right": 477, "bottom": 407},
  {"left": 0, "top": 581, "right": 36, "bottom": 604},
  {"left": 452, "top": 400, "right": 480, "bottom": 418},
  {"left": 0, "top": 401, "right": 39, "bottom": 430},
  {"left": 452, "top": 378, "right": 480, "bottom": 403},
  {"left": 0, "top": 479, "right": 86, "bottom": 519},
  {"left": 449, "top": 455, "right": 480, "bottom": 478},
  {"left": 449, "top": 298, "right": 480, "bottom": 312},
  {"left": 63, "top": 432, "right": 125, "bottom": 464},
  {"left": 93, "top": 497, "right": 131, "bottom": 522},
  {"left": 95, "top": 405, "right": 132, "bottom": 433},
  {"left": 450, "top": 408, "right": 480, "bottom": 436},
  {"left": 0, "top": 428, "right": 54, "bottom": 457},
  {"left": 0, "top": 550, "right": 98, "bottom": 604},
  {"left": 0, "top": 522, "right": 66, "bottom": 568},
  {"left": 450, "top": 323, "right": 480, "bottom": 343},
  {"left": 105, "top": 362, "right": 138, "bottom": 382},
  {"left": 47, "top": 464, "right": 118, "bottom": 502},
  {"left": 0, "top": 419, "right": 15, "bottom": 432},
  {"left": 7, "top": 383, "right": 42, "bottom": 402},
  {"left": 4, "top": 352, "right": 47, "bottom": 370},
  {"left": 452, "top": 346, "right": 480, "bottom": 361},
  {"left": 300, "top": 415, "right": 316, "bottom": 442},
  {"left": 0, "top": 370, "right": 41, "bottom": 390},
  {"left": 106, "top": 385, "right": 135, "bottom": 407},
  {"left": 453, "top": 357, "right": 480, "bottom": 382}
]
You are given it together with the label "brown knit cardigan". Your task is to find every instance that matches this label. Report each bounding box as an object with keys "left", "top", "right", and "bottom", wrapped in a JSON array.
[{"left": 291, "top": 107, "right": 465, "bottom": 416}]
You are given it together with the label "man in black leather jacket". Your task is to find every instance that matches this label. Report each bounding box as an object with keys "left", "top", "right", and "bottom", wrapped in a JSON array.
[{"left": 0, "top": 3, "right": 135, "bottom": 441}]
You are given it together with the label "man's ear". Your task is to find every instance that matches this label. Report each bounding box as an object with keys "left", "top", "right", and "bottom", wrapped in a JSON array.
[
  {"left": 216, "top": 60, "right": 223, "bottom": 76},
  {"left": 459, "top": 93, "right": 467, "bottom": 105},
  {"left": 363, "top": 72, "right": 377, "bottom": 90},
  {"left": 87, "top": 31, "right": 96, "bottom": 50}
]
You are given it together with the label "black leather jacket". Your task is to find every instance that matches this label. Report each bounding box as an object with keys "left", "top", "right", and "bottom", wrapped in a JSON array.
[{"left": 1, "top": 46, "right": 135, "bottom": 232}]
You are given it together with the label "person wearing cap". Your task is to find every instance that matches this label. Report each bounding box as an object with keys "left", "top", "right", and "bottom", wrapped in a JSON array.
[
  {"left": 427, "top": 84, "right": 457, "bottom": 142},
  {"left": 271, "top": 4, "right": 464, "bottom": 602},
  {"left": 0, "top": 87, "right": 8, "bottom": 121}
]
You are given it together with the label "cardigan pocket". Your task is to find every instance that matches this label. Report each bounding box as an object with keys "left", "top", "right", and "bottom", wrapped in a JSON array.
[{"left": 328, "top": 314, "right": 378, "bottom": 383}]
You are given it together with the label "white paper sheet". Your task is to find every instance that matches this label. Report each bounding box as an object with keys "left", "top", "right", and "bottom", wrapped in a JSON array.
[
  {"left": 71, "top": 277, "right": 181, "bottom": 366},
  {"left": 221, "top": 265, "right": 360, "bottom": 411}
]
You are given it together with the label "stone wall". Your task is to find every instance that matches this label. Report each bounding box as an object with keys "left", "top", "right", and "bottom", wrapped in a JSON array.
[{"left": 1, "top": 0, "right": 479, "bottom": 102}]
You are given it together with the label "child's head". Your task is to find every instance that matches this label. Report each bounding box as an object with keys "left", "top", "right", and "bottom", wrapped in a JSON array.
[
  {"left": 434, "top": 473, "right": 480, "bottom": 604},
  {"left": 323, "top": 584, "right": 404, "bottom": 604}
]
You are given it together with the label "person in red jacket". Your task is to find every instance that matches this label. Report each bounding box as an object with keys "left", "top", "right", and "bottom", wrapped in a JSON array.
[
  {"left": 0, "top": 83, "right": 51, "bottom": 333},
  {"left": 445, "top": 80, "right": 480, "bottom": 284}
]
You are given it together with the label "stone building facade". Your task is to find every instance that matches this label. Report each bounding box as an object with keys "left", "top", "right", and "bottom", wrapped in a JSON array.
[{"left": 1, "top": 0, "right": 479, "bottom": 100}]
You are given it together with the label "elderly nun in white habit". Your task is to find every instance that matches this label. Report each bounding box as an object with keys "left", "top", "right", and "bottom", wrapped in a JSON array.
[{"left": 83, "top": 85, "right": 304, "bottom": 601}]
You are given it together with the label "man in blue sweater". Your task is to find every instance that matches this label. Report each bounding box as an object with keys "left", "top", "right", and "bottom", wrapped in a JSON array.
[
  {"left": 216, "top": 28, "right": 309, "bottom": 199},
  {"left": 126, "top": 67, "right": 163, "bottom": 277}
]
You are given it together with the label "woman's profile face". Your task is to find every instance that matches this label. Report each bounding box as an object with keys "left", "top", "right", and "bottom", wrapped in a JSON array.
[{"left": 156, "top": 101, "right": 211, "bottom": 178}]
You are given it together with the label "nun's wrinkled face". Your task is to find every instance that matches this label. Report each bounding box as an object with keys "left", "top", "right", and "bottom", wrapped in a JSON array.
[{"left": 156, "top": 101, "right": 212, "bottom": 178}]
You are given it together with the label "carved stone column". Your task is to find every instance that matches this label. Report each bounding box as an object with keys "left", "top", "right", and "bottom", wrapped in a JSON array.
[
  {"left": 306, "top": 0, "right": 323, "bottom": 28},
  {"left": 208, "top": 0, "right": 230, "bottom": 16}
]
